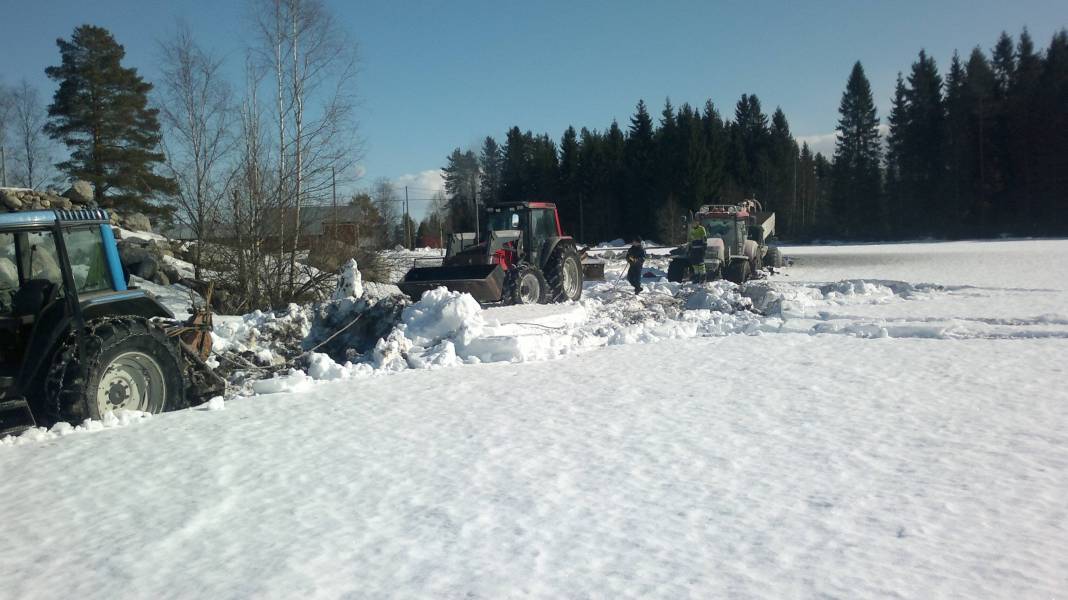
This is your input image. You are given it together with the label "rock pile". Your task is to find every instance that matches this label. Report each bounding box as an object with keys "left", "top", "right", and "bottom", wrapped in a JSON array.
[{"left": 0, "top": 180, "right": 154, "bottom": 233}]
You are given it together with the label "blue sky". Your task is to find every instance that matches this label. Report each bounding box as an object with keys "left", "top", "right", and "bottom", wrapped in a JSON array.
[{"left": 1, "top": 0, "right": 1064, "bottom": 212}]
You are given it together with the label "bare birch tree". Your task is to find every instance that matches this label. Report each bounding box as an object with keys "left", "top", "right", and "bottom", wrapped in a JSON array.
[
  {"left": 158, "top": 23, "right": 234, "bottom": 279},
  {"left": 0, "top": 84, "right": 12, "bottom": 187},
  {"left": 9, "top": 80, "right": 53, "bottom": 189},
  {"left": 255, "top": 0, "right": 361, "bottom": 302}
]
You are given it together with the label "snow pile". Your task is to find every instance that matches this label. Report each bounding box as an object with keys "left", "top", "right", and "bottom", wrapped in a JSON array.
[
  {"left": 401, "top": 287, "right": 485, "bottom": 347},
  {"left": 332, "top": 258, "right": 363, "bottom": 300},
  {"left": 211, "top": 303, "right": 314, "bottom": 373}
]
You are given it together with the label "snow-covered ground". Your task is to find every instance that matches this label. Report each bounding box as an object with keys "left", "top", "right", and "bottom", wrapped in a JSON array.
[{"left": 2, "top": 239, "right": 1067, "bottom": 599}]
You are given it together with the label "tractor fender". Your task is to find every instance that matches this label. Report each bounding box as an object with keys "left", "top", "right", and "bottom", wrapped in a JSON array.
[
  {"left": 705, "top": 238, "right": 726, "bottom": 262},
  {"left": 17, "top": 291, "right": 175, "bottom": 398},
  {"left": 81, "top": 290, "right": 176, "bottom": 321},
  {"left": 742, "top": 239, "right": 759, "bottom": 260},
  {"left": 540, "top": 236, "right": 576, "bottom": 269}
]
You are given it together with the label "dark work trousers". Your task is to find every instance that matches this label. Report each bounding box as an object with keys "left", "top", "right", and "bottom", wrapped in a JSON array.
[{"left": 627, "top": 261, "right": 644, "bottom": 293}]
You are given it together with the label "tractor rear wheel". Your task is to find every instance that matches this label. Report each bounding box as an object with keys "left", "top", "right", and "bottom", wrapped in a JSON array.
[
  {"left": 45, "top": 318, "right": 186, "bottom": 425},
  {"left": 666, "top": 258, "right": 691, "bottom": 283},
  {"left": 504, "top": 264, "right": 548, "bottom": 305},
  {"left": 545, "top": 244, "right": 583, "bottom": 302},
  {"left": 725, "top": 259, "right": 750, "bottom": 284}
]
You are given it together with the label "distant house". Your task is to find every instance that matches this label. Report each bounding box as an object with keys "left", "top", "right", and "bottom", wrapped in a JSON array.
[
  {"left": 263, "top": 205, "right": 375, "bottom": 249},
  {"left": 159, "top": 204, "right": 375, "bottom": 250}
]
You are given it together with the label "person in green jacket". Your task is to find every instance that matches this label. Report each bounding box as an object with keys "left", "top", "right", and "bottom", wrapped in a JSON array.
[{"left": 688, "top": 222, "right": 708, "bottom": 280}]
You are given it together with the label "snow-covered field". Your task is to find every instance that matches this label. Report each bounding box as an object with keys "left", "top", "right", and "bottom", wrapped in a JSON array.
[{"left": 2, "top": 239, "right": 1067, "bottom": 599}]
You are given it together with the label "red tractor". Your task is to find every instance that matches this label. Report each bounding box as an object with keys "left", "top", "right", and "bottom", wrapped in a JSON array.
[{"left": 398, "top": 202, "right": 584, "bottom": 304}]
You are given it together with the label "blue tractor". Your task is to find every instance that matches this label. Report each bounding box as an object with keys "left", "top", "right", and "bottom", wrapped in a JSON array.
[{"left": 0, "top": 209, "right": 223, "bottom": 437}]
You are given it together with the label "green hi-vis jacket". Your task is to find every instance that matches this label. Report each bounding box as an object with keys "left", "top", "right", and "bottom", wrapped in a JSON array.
[{"left": 689, "top": 223, "right": 708, "bottom": 241}]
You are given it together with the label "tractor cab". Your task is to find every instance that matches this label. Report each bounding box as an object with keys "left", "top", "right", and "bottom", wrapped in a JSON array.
[
  {"left": 399, "top": 201, "right": 582, "bottom": 305},
  {"left": 0, "top": 212, "right": 126, "bottom": 392},
  {"left": 696, "top": 204, "right": 751, "bottom": 258}
]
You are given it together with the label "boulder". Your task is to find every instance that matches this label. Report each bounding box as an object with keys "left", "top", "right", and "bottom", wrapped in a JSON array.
[
  {"left": 152, "top": 270, "right": 170, "bottom": 286},
  {"left": 0, "top": 190, "right": 22, "bottom": 211},
  {"left": 124, "top": 212, "right": 152, "bottom": 232},
  {"left": 53, "top": 196, "right": 74, "bottom": 211},
  {"left": 134, "top": 255, "right": 159, "bottom": 280},
  {"left": 63, "top": 180, "right": 94, "bottom": 204}
]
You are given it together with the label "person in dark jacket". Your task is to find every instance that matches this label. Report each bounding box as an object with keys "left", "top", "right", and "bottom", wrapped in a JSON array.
[{"left": 625, "top": 237, "right": 647, "bottom": 294}]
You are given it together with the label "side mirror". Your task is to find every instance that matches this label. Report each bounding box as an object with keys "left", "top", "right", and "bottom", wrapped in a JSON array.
[{"left": 511, "top": 213, "right": 519, "bottom": 228}]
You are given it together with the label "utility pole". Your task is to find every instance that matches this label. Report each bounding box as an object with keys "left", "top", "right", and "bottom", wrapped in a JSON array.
[
  {"left": 331, "top": 166, "right": 337, "bottom": 241},
  {"left": 404, "top": 185, "right": 411, "bottom": 249},
  {"left": 0, "top": 146, "right": 6, "bottom": 187}
]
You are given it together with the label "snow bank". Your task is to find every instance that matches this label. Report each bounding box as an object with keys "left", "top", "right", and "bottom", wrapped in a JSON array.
[{"left": 1, "top": 410, "right": 151, "bottom": 447}]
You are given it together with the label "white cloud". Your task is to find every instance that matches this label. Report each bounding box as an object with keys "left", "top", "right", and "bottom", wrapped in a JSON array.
[
  {"left": 797, "top": 124, "right": 890, "bottom": 158},
  {"left": 392, "top": 170, "right": 445, "bottom": 196}
]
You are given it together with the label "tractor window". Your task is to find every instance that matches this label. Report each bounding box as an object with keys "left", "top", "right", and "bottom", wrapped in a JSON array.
[
  {"left": 0, "top": 233, "right": 17, "bottom": 314},
  {"left": 22, "top": 231, "right": 63, "bottom": 286},
  {"left": 531, "top": 209, "right": 556, "bottom": 241},
  {"left": 63, "top": 227, "right": 113, "bottom": 293},
  {"left": 486, "top": 210, "right": 521, "bottom": 231},
  {"left": 703, "top": 219, "right": 732, "bottom": 236}
]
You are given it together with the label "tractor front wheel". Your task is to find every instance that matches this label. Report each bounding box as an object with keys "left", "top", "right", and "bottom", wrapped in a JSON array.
[
  {"left": 725, "top": 259, "right": 751, "bottom": 284},
  {"left": 504, "top": 264, "right": 548, "bottom": 305},
  {"left": 766, "top": 246, "right": 784, "bottom": 268},
  {"left": 45, "top": 318, "right": 186, "bottom": 425},
  {"left": 666, "top": 258, "right": 691, "bottom": 283}
]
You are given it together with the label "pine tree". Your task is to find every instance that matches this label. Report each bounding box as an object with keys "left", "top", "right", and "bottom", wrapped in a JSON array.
[
  {"left": 44, "top": 25, "right": 176, "bottom": 211},
  {"left": 830, "top": 61, "right": 883, "bottom": 238}
]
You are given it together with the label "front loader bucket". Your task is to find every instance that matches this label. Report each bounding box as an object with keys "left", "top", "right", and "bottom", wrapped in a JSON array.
[
  {"left": 0, "top": 398, "right": 36, "bottom": 438},
  {"left": 398, "top": 264, "right": 506, "bottom": 303},
  {"left": 581, "top": 258, "right": 606, "bottom": 281}
]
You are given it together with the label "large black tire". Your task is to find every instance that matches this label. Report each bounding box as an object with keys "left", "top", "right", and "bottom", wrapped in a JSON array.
[
  {"left": 545, "top": 243, "right": 583, "bottom": 302},
  {"left": 666, "top": 258, "right": 691, "bottom": 283},
  {"left": 766, "top": 246, "right": 784, "bottom": 268},
  {"left": 503, "top": 263, "right": 548, "bottom": 305},
  {"left": 44, "top": 317, "right": 186, "bottom": 425},
  {"left": 725, "top": 259, "right": 750, "bottom": 284}
]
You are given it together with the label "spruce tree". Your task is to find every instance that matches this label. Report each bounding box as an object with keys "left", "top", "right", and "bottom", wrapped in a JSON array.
[
  {"left": 1035, "top": 30, "right": 1068, "bottom": 230},
  {"left": 768, "top": 108, "right": 799, "bottom": 234},
  {"left": 558, "top": 126, "right": 581, "bottom": 237},
  {"left": 901, "top": 49, "right": 947, "bottom": 233},
  {"left": 44, "top": 25, "right": 176, "bottom": 211},
  {"left": 701, "top": 100, "right": 727, "bottom": 199},
  {"left": 478, "top": 136, "right": 503, "bottom": 206},
  {"left": 830, "top": 61, "right": 883, "bottom": 238},
  {"left": 885, "top": 73, "right": 908, "bottom": 236},
  {"left": 1007, "top": 29, "right": 1043, "bottom": 228},
  {"left": 623, "top": 100, "right": 656, "bottom": 238},
  {"left": 944, "top": 53, "right": 971, "bottom": 229}
]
